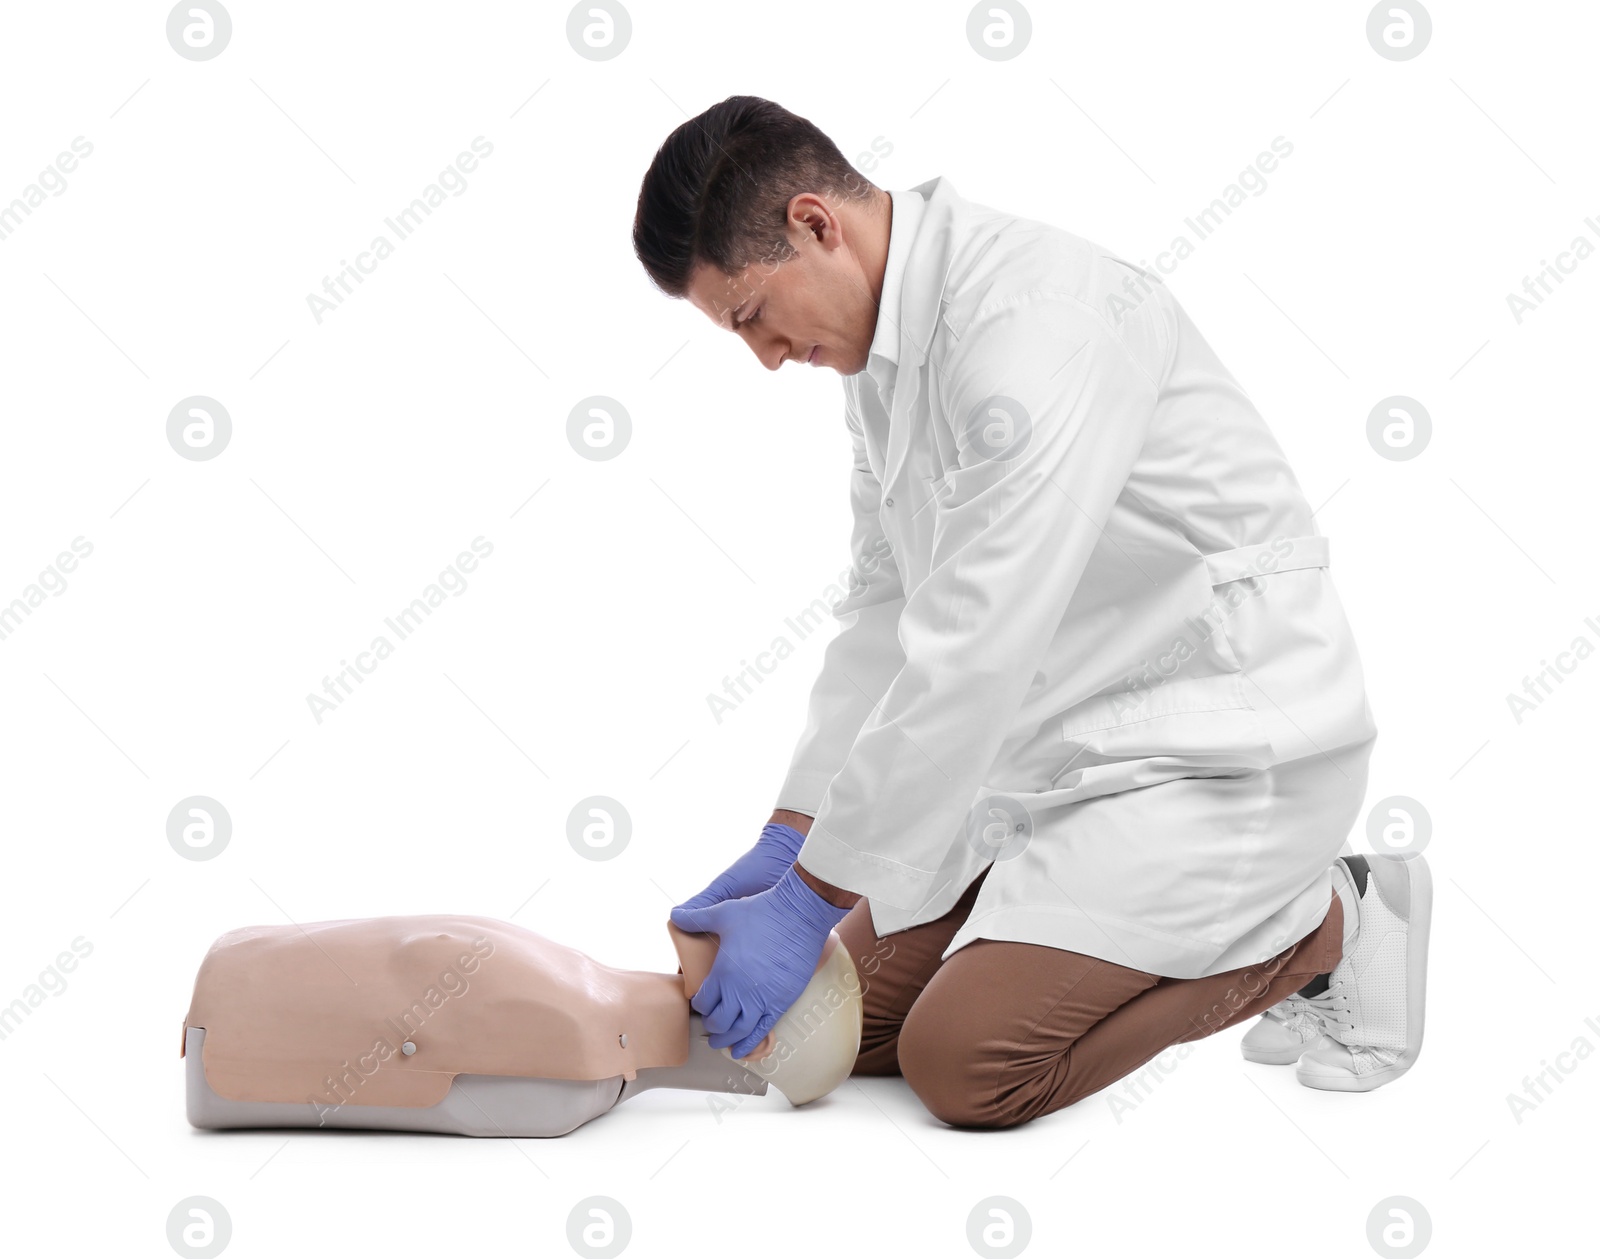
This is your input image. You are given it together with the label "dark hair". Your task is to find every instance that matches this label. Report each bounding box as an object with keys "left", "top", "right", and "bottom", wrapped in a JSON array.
[{"left": 632, "top": 95, "right": 878, "bottom": 299}]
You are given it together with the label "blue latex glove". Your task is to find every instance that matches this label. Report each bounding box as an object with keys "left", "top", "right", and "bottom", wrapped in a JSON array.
[
  {"left": 672, "top": 822, "right": 807, "bottom": 917},
  {"left": 669, "top": 866, "right": 851, "bottom": 1059}
]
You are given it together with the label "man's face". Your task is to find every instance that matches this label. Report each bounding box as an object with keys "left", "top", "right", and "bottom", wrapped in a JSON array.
[{"left": 685, "top": 192, "right": 881, "bottom": 376}]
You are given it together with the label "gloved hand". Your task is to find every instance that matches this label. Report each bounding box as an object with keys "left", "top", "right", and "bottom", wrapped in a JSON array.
[
  {"left": 672, "top": 822, "right": 807, "bottom": 917},
  {"left": 669, "top": 866, "right": 851, "bottom": 1060}
]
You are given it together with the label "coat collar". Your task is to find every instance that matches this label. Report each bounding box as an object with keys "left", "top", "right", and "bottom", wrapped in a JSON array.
[
  {"left": 896, "top": 175, "right": 967, "bottom": 371},
  {"left": 875, "top": 175, "right": 968, "bottom": 491},
  {"left": 866, "top": 188, "right": 924, "bottom": 374}
]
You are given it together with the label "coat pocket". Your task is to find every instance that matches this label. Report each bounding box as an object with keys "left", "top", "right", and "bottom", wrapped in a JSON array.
[
  {"left": 1051, "top": 670, "right": 1274, "bottom": 787},
  {"left": 1037, "top": 542, "right": 1279, "bottom": 788}
]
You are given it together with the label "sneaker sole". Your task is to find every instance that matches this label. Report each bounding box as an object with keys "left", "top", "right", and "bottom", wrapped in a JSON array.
[
  {"left": 1241, "top": 1042, "right": 1312, "bottom": 1066},
  {"left": 1298, "top": 1060, "right": 1414, "bottom": 1092}
]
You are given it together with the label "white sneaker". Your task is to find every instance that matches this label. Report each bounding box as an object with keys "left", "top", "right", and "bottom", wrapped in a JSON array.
[
  {"left": 1240, "top": 994, "right": 1327, "bottom": 1064},
  {"left": 1240, "top": 859, "right": 1360, "bottom": 1064},
  {"left": 1295, "top": 852, "right": 1432, "bottom": 1093}
]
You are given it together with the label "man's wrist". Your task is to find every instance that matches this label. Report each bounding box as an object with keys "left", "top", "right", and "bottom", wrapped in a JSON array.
[
  {"left": 793, "top": 861, "right": 862, "bottom": 910},
  {"left": 769, "top": 808, "right": 813, "bottom": 836}
]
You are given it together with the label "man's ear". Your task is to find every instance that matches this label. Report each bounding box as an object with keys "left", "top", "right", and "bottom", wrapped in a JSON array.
[{"left": 787, "top": 191, "right": 841, "bottom": 249}]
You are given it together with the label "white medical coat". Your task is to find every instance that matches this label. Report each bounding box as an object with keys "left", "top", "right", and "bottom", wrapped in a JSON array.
[{"left": 780, "top": 177, "right": 1377, "bottom": 980}]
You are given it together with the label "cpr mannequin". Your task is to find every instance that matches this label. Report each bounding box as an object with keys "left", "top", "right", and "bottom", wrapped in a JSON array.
[{"left": 182, "top": 914, "right": 862, "bottom": 1138}]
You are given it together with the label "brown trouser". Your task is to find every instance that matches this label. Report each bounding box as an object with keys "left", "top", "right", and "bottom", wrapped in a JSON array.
[{"left": 834, "top": 866, "right": 1344, "bottom": 1129}]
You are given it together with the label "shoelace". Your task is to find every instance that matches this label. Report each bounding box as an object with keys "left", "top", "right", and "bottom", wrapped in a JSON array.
[
  {"left": 1267, "top": 994, "right": 1327, "bottom": 1041},
  {"left": 1304, "top": 977, "right": 1405, "bottom": 1074},
  {"left": 1304, "top": 981, "right": 1357, "bottom": 1042}
]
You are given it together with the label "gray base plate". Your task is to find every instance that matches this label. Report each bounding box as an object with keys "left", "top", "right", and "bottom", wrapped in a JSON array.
[{"left": 185, "top": 1027, "right": 626, "bottom": 1138}]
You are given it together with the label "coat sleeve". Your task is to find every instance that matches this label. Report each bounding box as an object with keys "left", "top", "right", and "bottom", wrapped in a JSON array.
[
  {"left": 797, "top": 295, "right": 1160, "bottom": 909},
  {"left": 774, "top": 387, "right": 909, "bottom": 815}
]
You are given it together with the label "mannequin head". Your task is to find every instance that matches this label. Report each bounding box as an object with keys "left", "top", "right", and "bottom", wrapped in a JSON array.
[{"left": 668, "top": 922, "right": 862, "bottom": 1103}]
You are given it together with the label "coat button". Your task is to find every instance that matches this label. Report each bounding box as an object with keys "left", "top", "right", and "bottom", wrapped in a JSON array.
[{"left": 885, "top": 497, "right": 895, "bottom": 507}]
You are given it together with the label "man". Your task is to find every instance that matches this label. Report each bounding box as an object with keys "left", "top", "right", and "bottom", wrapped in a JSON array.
[{"left": 633, "top": 96, "right": 1430, "bottom": 1129}]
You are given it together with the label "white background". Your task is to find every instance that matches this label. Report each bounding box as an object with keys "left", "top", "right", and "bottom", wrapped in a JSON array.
[{"left": 1, "top": 2, "right": 1593, "bottom": 1256}]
